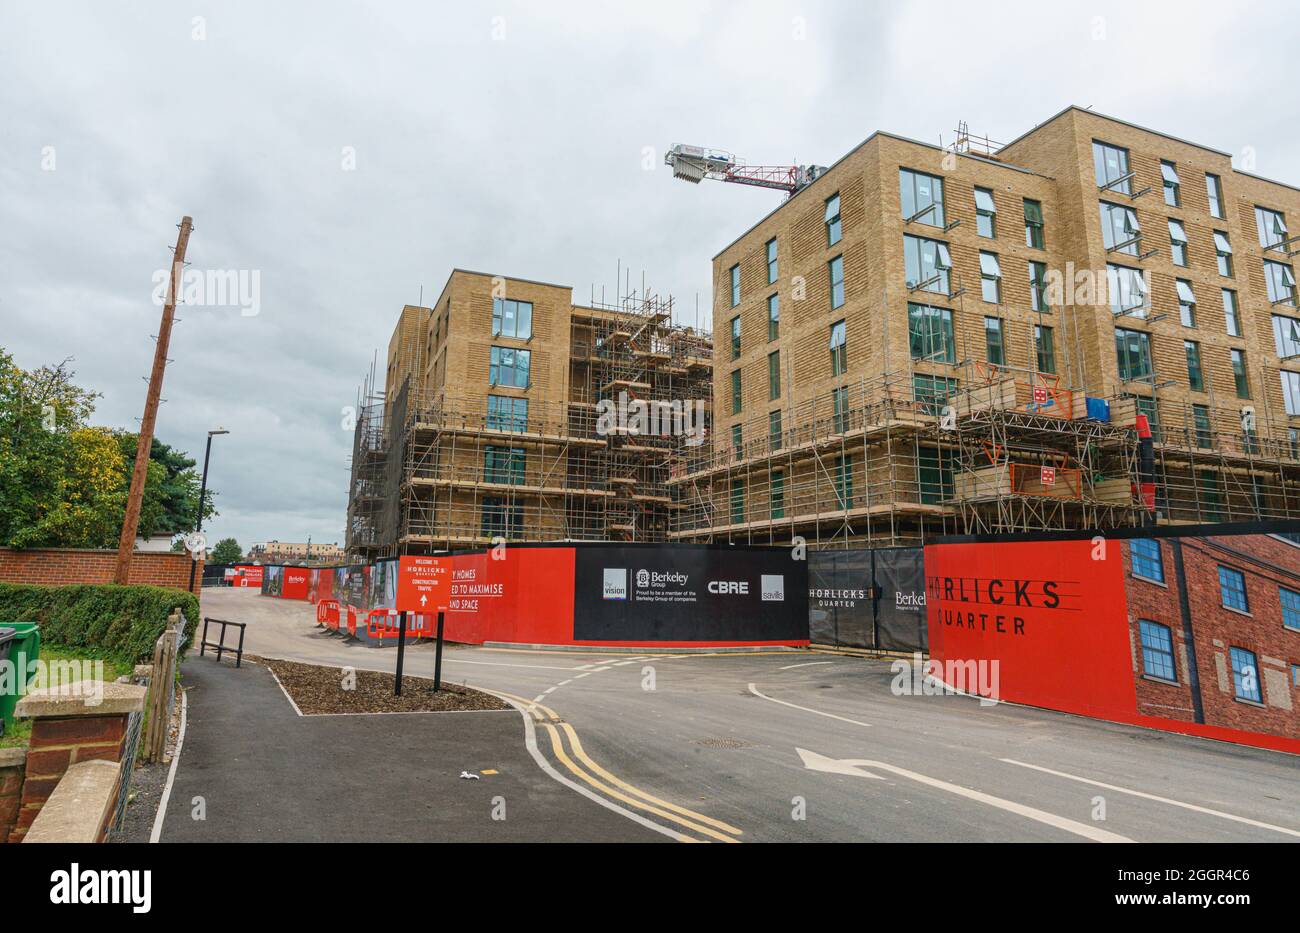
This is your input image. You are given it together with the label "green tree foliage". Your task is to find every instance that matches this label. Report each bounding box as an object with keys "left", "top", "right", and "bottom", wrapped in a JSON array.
[
  {"left": 0, "top": 348, "right": 216, "bottom": 548},
  {"left": 210, "top": 537, "right": 242, "bottom": 564}
]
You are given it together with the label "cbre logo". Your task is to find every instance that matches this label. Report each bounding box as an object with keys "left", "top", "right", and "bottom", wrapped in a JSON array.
[{"left": 708, "top": 580, "right": 749, "bottom": 595}]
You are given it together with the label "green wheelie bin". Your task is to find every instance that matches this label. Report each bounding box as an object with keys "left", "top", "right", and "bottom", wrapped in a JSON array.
[{"left": 0, "top": 622, "right": 41, "bottom": 737}]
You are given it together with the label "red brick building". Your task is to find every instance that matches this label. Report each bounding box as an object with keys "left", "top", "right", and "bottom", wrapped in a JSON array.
[{"left": 1124, "top": 532, "right": 1300, "bottom": 740}]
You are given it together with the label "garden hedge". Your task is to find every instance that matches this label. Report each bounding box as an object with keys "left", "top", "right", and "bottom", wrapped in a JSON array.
[{"left": 0, "top": 582, "right": 200, "bottom": 663}]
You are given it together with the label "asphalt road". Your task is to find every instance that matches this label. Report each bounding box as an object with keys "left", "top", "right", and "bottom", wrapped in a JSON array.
[{"left": 195, "top": 589, "right": 1299, "bottom": 843}]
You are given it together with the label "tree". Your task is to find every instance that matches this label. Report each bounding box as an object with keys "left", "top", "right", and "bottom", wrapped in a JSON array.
[
  {"left": 210, "top": 538, "right": 243, "bottom": 565},
  {"left": 117, "top": 434, "right": 214, "bottom": 537}
]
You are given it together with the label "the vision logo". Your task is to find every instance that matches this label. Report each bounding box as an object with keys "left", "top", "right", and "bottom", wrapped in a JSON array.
[
  {"left": 50, "top": 863, "right": 151, "bottom": 913},
  {"left": 602, "top": 568, "right": 627, "bottom": 600}
]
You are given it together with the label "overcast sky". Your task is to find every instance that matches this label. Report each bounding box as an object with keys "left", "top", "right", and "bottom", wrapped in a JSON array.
[{"left": 2, "top": 1, "right": 1297, "bottom": 551}]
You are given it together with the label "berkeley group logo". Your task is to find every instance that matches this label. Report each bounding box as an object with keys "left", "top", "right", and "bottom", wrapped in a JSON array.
[
  {"left": 603, "top": 568, "right": 628, "bottom": 600},
  {"left": 761, "top": 574, "right": 785, "bottom": 602},
  {"left": 636, "top": 569, "right": 650, "bottom": 587}
]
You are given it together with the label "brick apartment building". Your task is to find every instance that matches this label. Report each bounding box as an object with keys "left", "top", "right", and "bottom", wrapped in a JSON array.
[
  {"left": 346, "top": 270, "right": 712, "bottom": 557},
  {"left": 247, "top": 541, "right": 345, "bottom": 564},
  {"left": 670, "top": 106, "right": 1300, "bottom": 547},
  {"left": 1124, "top": 532, "right": 1300, "bottom": 739}
]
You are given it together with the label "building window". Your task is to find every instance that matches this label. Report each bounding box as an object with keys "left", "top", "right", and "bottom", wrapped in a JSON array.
[
  {"left": 768, "top": 351, "right": 780, "bottom": 400},
  {"left": 1282, "top": 370, "right": 1300, "bottom": 416},
  {"left": 1213, "top": 231, "right": 1233, "bottom": 277},
  {"left": 487, "top": 395, "right": 528, "bottom": 432},
  {"left": 1223, "top": 289, "right": 1241, "bottom": 337},
  {"left": 481, "top": 497, "right": 523, "bottom": 540},
  {"left": 900, "top": 169, "right": 944, "bottom": 227},
  {"left": 1115, "top": 328, "right": 1152, "bottom": 382},
  {"left": 825, "top": 193, "right": 842, "bottom": 245},
  {"left": 1280, "top": 587, "right": 1300, "bottom": 631},
  {"left": 492, "top": 298, "right": 533, "bottom": 339},
  {"left": 770, "top": 470, "right": 785, "bottom": 519},
  {"left": 834, "top": 454, "right": 854, "bottom": 508},
  {"left": 767, "top": 294, "right": 779, "bottom": 341},
  {"left": 1135, "top": 396, "right": 1160, "bottom": 443},
  {"left": 1206, "top": 173, "right": 1224, "bottom": 219},
  {"left": 769, "top": 409, "right": 782, "bottom": 450},
  {"left": 1139, "top": 620, "right": 1177, "bottom": 682},
  {"left": 1177, "top": 279, "right": 1197, "bottom": 327},
  {"left": 1023, "top": 198, "right": 1045, "bottom": 248},
  {"left": 484, "top": 446, "right": 526, "bottom": 486},
  {"left": 913, "top": 374, "right": 956, "bottom": 416},
  {"left": 1218, "top": 566, "right": 1249, "bottom": 612},
  {"left": 1100, "top": 201, "right": 1141, "bottom": 255},
  {"left": 1093, "top": 140, "right": 1132, "bottom": 194},
  {"left": 730, "top": 368, "right": 742, "bottom": 414},
  {"left": 979, "top": 251, "right": 1002, "bottom": 303},
  {"left": 1231, "top": 348, "right": 1250, "bottom": 398},
  {"left": 974, "top": 187, "right": 996, "bottom": 238},
  {"left": 730, "top": 478, "right": 745, "bottom": 525},
  {"left": 730, "top": 263, "right": 740, "bottom": 307},
  {"left": 918, "top": 446, "right": 954, "bottom": 504},
  {"left": 828, "top": 254, "right": 845, "bottom": 309},
  {"left": 766, "top": 238, "right": 778, "bottom": 284},
  {"left": 730, "top": 316, "right": 741, "bottom": 359},
  {"left": 1108, "top": 263, "right": 1148, "bottom": 317},
  {"left": 832, "top": 385, "right": 848, "bottom": 433},
  {"left": 904, "top": 235, "right": 952, "bottom": 294},
  {"left": 489, "top": 346, "right": 531, "bottom": 387},
  {"left": 731, "top": 423, "right": 742, "bottom": 454},
  {"left": 1168, "top": 219, "right": 1188, "bottom": 266},
  {"left": 1265, "top": 260, "right": 1297, "bottom": 307},
  {"left": 829, "top": 319, "right": 846, "bottom": 376},
  {"left": 1230, "top": 647, "right": 1262, "bottom": 703},
  {"left": 909, "top": 303, "right": 955, "bottom": 363},
  {"left": 1028, "top": 261, "right": 1049, "bottom": 312},
  {"left": 984, "top": 317, "right": 1005, "bottom": 365},
  {"left": 1193, "top": 404, "right": 1212, "bottom": 448},
  {"left": 1184, "top": 340, "right": 1204, "bottom": 391},
  {"left": 1160, "top": 160, "right": 1181, "bottom": 207},
  {"left": 1273, "top": 314, "right": 1300, "bottom": 359},
  {"left": 1256, "top": 206, "right": 1289, "bottom": 249},
  {"left": 1130, "top": 538, "right": 1164, "bottom": 582},
  {"left": 1035, "top": 324, "right": 1056, "bottom": 374}
]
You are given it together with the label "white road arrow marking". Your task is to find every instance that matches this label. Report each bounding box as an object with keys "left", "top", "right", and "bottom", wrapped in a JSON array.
[{"left": 796, "top": 747, "right": 1134, "bottom": 843}]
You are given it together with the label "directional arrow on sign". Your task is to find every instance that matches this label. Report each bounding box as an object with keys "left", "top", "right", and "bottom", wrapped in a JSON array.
[
  {"left": 795, "top": 747, "right": 1133, "bottom": 842},
  {"left": 420, "top": 594, "right": 427, "bottom": 607}
]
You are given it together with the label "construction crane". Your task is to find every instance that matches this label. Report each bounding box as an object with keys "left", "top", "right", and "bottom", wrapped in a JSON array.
[{"left": 664, "top": 144, "right": 827, "bottom": 197}]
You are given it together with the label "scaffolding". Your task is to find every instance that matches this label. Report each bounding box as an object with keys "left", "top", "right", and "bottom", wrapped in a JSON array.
[{"left": 345, "top": 289, "right": 712, "bottom": 558}]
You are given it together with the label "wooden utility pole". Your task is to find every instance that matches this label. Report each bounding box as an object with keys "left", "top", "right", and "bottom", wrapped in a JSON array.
[{"left": 114, "top": 216, "right": 194, "bottom": 584}]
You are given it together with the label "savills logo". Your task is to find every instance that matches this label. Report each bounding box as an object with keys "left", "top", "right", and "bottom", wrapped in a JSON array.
[
  {"left": 50, "top": 863, "right": 151, "bottom": 913},
  {"left": 761, "top": 575, "right": 785, "bottom": 602},
  {"left": 602, "top": 568, "right": 627, "bottom": 600}
]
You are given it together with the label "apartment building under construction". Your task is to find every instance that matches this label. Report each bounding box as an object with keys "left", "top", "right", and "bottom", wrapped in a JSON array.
[
  {"left": 346, "top": 270, "right": 712, "bottom": 559},
  {"left": 668, "top": 106, "right": 1300, "bottom": 547}
]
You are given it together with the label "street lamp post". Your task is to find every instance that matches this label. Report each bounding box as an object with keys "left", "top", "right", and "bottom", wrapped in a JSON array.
[{"left": 188, "top": 428, "right": 229, "bottom": 593}]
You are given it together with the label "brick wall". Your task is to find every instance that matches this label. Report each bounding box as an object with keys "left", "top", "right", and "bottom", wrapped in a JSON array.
[
  {"left": 0, "top": 750, "right": 25, "bottom": 843},
  {"left": 0, "top": 548, "right": 201, "bottom": 595}
]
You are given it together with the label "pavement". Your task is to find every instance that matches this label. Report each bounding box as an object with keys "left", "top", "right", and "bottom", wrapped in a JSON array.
[{"left": 179, "top": 588, "right": 1300, "bottom": 844}]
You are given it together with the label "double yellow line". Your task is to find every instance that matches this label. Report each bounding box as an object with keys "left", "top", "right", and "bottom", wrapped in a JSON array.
[{"left": 491, "top": 688, "right": 743, "bottom": 844}]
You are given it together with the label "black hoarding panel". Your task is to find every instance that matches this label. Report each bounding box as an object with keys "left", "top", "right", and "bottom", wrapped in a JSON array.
[
  {"left": 573, "top": 546, "right": 808, "bottom": 642},
  {"left": 808, "top": 550, "right": 874, "bottom": 648},
  {"left": 874, "top": 547, "right": 927, "bottom": 652}
]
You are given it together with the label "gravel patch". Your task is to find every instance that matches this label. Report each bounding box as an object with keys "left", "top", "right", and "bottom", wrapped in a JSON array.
[{"left": 258, "top": 657, "right": 510, "bottom": 715}]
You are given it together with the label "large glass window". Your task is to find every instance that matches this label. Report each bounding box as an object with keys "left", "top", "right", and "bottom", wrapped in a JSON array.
[
  {"left": 1139, "top": 620, "right": 1176, "bottom": 682},
  {"left": 1130, "top": 539, "right": 1164, "bottom": 582},
  {"left": 1100, "top": 202, "right": 1141, "bottom": 255},
  {"left": 825, "top": 193, "right": 842, "bottom": 245},
  {"left": 1168, "top": 218, "right": 1188, "bottom": 266},
  {"left": 1282, "top": 370, "right": 1300, "bottom": 416},
  {"left": 1231, "top": 349, "right": 1250, "bottom": 399},
  {"left": 1108, "top": 264, "right": 1148, "bottom": 317},
  {"left": 828, "top": 255, "right": 845, "bottom": 309},
  {"left": 730, "top": 368, "right": 742, "bottom": 414},
  {"left": 974, "top": 187, "right": 996, "bottom": 238},
  {"left": 483, "top": 446, "right": 526, "bottom": 486},
  {"left": 1185, "top": 340, "right": 1204, "bottom": 391},
  {"left": 1023, "top": 199, "right": 1044, "bottom": 248},
  {"left": 904, "top": 235, "right": 952, "bottom": 294},
  {"left": 834, "top": 454, "right": 855, "bottom": 508},
  {"left": 1193, "top": 404, "right": 1212, "bottom": 448},
  {"left": 980, "top": 251, "right": 1002, "bottom": 304},
  {"left": 984, "top": 317, "right": 1005, "bottom": 365},
  {"left": 1160, "top": 160, "right": 1181, "bottom": 207},
  {"left": 730, "top": 316, "right": 741, "bottom": 359},
  {"left": 481, "top": 497, "right": 523, "bottom": 540},
  {"left": 767, "top": 293, "right": 779, "bottom": 341},
  {"left": 1213, "top": 231, "right": 1233, "bottom": 277},
  {"left": 913, "top": 374, "right": 957, "bottom": 416},
  {"left": 1205, "top": 173, "right": 1224, "bottom": 219},
  {"left": 489, "top": 346, "right": 531, "bottom": 387},
  {"left": 487, "top": 395, "right": 528, "bottom": 432},
  {"left": 1029, "top": 261, "right": 1049, "bottom": 312},
  {"left": 1280, "top": 587, "right": 1300, "bottom": 631},
  {"left": 829, "top": 319, "right": 847, "bottom": 376},
  {"left": 1115, "top": 328, "right": 1152, "bottom": 382},
  {"left": 730, "top": 479, "right": 745, "bottom": 525},
  {"left": 766, "top": 238, "right": 778, "bottom": 284},
  {"left": 492, "top": 297, "right": 533, "bottom": 339},
  {"left": 1230, "top": 647, "right": 1261, "bottom": 703},
  {"left": 729, "top": 263, "right": 740, "bottom": 307},
  {"left": 770, "top": 470, "right": 785, "bottom": 519},
  {"left": 1093, "top": 141, "right": 1132, "bottom": 194},
  {"left": 918, "top": 446, "right": 955, "bottom": 504},
  {"left": 832, "top": 385, "right": 848, "bottom": 433},
  {"left": 908, "top": 303, "right": 955, "bottom": 363},
  {"left": 768, "top": 409, "right": 783, "bottom": 450},
  {"left": 1256, "top": 206, "right": 1288, "bottom": 249},
  {"left": 1218, "top": 566, "right": 1249, "bottom": 612},
  {"left": 1177, "top": 279, "right": 1197, "bottom": 327},
  {"left": 1035, "top": 324, "right": 1055, "bottom": 374},
  {"left": 768, "top": 351, "right": 780, "bottom": 400},
  {"left": 1265, "top": 260, "right": 1297, "bottom": 306},
  {"left": 1223, "top": 289, "right": 1241, "bottom": 337},
  {"left": 1272, "top": 314, "right": 1300, "bottom": 359},
  {"left": 900, "top": 169, "right": 945, "bottom": 227}
]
